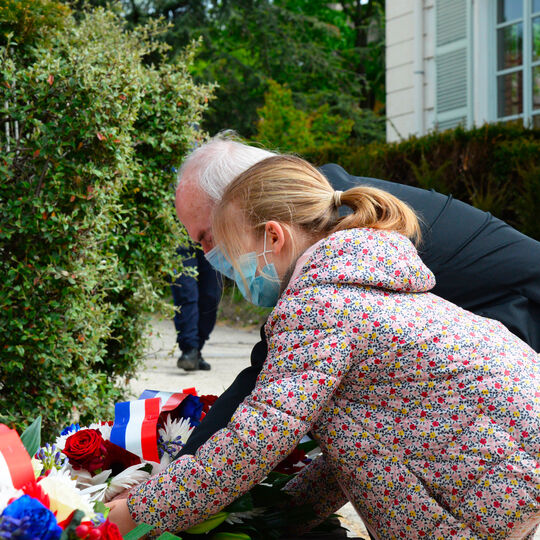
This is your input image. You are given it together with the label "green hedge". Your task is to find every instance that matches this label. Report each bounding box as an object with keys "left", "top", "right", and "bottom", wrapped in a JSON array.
[
  {"left": 0, "top": 2, "right": 212, "bottom": 438},
  {"left": 303, "top": 123, "right": 540, "bottom": 241}
]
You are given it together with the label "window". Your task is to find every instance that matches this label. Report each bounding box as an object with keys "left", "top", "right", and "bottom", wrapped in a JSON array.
[
  {"left": 495, "top": 0, "right": 540, "bottom": 127},
  {"left": 434, "top": 0, "right": 471, "bottom": 130}
]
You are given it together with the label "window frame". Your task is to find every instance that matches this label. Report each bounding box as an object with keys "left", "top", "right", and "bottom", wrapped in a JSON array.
[{"left": 492, "top": 0, "right": 540, "bottom": 126}]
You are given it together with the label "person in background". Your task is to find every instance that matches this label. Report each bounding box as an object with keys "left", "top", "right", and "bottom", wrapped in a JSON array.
[{"left": 171, "top": 244, "right": 221, "bottom": 371}]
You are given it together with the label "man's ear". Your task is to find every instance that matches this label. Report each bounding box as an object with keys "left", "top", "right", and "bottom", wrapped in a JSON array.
[{"left": 265, "top": 221, "right": 286, "bottom": 254}]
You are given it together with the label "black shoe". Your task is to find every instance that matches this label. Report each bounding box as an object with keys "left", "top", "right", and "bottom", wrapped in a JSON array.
[
  {"left": 177, "top": 349, "right": 199, "bottom": 371},
  {"left": 198, "top": 352, "right": 211, "bottom": 371}
]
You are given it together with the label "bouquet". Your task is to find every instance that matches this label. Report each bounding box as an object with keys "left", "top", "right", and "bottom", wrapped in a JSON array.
[{"left": 0, "top": 389, "right": 332, "bottom": 540}]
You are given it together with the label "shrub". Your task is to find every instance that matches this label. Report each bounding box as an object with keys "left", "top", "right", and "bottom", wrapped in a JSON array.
[
  {"left": 0, "top": 0, "right": 70, "bottom": 50},
  {"left": 255, "top": 80, "right": 353, "bottom": 154},
  {"left": 0, "top": 2, "right": 212, "bottom": 438},
  {"left": 302, "top": 123, "right": 540, "bottom": 240}
]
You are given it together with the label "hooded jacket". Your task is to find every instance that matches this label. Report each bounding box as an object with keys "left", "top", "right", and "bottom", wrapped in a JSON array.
[{"left": 128, "top": 228, "right": 540, "bottom": 538}]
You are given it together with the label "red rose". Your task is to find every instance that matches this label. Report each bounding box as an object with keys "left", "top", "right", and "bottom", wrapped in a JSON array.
[
  {"left": 200, "top": 394, "right": 219, "bottom": 413},
  {"left": 98, "top": 520, "right": 123, "bottom": 540},
  {"left": 102, "top": 440, "right": 141, "bottom": 475},
  {"left": 274, "top": 447, "right": 308, "bottom": 475},
  {"left": 62, "top": 429, "right": 107, "bottom": 473}
]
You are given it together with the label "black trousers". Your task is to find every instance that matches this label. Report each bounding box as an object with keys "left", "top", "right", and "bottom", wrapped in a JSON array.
[{"left": 170, "top": 245, "right": 222, "bottom": 353}]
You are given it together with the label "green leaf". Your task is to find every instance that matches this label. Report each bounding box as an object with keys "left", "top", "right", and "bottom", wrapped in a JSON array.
[
  {"left": 59, "top": 510, "right": 85, "bottom": 540},
  {"left": 225, "top": 492, "right": 253, "bottom": 513},
  {"left": 124, "top": 523, "right": 155, "bottom": 540},
  {"left": 185, "top": 511, "right": 229, "bottom": 534},
  {"left": 20, "top": 416, "right": 41, "bottom": 457},
  {"left": 156, "top": 533, "right": 183, "bottom": 540},
  {"left": 94, "top": 500, "right": 109, "bottom": 517}
]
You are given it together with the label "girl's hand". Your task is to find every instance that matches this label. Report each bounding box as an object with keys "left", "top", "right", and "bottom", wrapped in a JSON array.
[{"left": 105, "top": 498, "right": 138, "bottom": 535}]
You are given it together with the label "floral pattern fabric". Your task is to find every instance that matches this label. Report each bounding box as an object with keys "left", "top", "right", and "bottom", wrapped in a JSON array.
[{"left": 128, "top": 228, "right": 540, "bottom": 539}]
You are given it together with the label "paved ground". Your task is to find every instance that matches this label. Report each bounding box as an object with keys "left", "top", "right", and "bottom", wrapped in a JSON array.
[{"left": 130, "top": 315, "right": 370, "bottom": 539}]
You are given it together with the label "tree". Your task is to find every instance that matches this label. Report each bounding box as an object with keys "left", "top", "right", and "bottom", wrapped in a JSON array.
[
  {"left": 256, "top": 80, "right": 354, "bottom": 153},
  {"left": 335, "top": 0, "right": 385, "bottom": 111},
  {"left": 82, "top": 0, "right": 385, "bottom": 143}
]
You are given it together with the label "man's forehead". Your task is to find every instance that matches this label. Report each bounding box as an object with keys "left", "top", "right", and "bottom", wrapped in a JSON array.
[{"left": 175, "top": 181, "right": 214, "bottom": 242}]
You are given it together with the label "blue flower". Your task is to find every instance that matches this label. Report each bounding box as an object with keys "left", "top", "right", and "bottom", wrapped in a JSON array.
[
  {"left": 60, "top": 423, "right": 80, "bottom": 436},
  {"left": 178, "top": 394, "right": 203, "bottom": 426},
  {"left": 35, "top": 443, "right": 67, "bottom": 473},
  {"left": 1, "top": 495, "right": 62, "bottom": 540}
]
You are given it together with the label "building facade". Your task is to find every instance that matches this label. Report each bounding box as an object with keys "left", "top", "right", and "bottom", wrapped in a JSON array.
[{"left": 386, "top": 0, "right": 540, "bottom": 141}]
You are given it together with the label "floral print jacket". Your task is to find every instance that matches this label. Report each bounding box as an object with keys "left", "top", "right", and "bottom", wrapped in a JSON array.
[{"left": 128, "top": 228, "right": 540, "bottom": 539}]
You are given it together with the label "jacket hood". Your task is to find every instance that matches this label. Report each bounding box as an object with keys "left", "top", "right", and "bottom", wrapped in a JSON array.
[{"left": 288, "top": 228, "right": 435, "bottom": 294}]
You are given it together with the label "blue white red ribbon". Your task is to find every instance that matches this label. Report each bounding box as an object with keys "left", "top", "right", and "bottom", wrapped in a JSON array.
[
  {"left": 138, "top": 390, "right": 189, "bottom": 413},
  {"left": 0, "top": 424, "right": 35, "bottom": 489},
  {"left": 110, "top": 390, "right": 192, "bottom": 463}
]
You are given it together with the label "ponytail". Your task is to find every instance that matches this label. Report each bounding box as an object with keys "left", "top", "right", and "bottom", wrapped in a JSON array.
[
  {"left": 333, "top": 186, "right": 421, "bottom": 245},
  {"left": 213, "top": 155, "right": 422, "bottom": 262}
]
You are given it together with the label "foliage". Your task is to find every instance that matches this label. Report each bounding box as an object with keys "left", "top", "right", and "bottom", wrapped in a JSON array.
[
  {"left": 88, "top": 0, "right": 385, "bottom": 142},
  {"left": 256, "top": 80, "right": 354, "bottom": 154},
  {"left": 192, "top": 0, "right": 365, "bottom": 138},
  {"left": 0, "top": 1, "right": 212, "bottom": 439},
  {"left": 302, "top": 122, "right": 540, "bottom": 240},
  {"left": 0, "top": 0, "right": 70, "bottom": 50}
]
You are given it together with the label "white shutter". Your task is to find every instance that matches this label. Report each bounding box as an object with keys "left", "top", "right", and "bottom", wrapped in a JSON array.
[{"left": 435, "top": 0, "right": 472, "bottom": 130}]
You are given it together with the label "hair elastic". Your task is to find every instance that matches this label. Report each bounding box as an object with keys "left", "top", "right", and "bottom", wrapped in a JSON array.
[{"left": 332, "top": 190, "right": 343, "bottom": 207}]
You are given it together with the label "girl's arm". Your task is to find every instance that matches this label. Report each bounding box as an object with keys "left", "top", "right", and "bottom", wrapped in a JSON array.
[
  {"left": 124, "top": 289, "right": 354, "bottom": 534},
  {"left": 283, "top": 453, "right": 349, "bottom": 533}
]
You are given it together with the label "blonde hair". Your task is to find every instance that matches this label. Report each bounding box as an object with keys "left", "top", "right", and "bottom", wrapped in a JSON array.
[{"left": 212, "top": 155, "right": 421, "bottom": 264}]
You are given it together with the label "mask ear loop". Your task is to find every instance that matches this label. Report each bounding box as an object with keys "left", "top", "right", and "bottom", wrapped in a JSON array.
[
  {"left": 260, "top": 230, "right": 272, "bottom": 266},
  {"left": 259, "top": 230, "right": 280, "bottom": 282}
]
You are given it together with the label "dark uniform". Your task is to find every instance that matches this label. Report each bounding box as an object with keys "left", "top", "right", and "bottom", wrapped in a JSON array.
[{"left": 171, "top": 245, "right": 222, "bottom": 369}]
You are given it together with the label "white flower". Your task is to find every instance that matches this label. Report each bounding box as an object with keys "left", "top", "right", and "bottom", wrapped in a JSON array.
[
  {"left": 68, "top": 463, "right": 150, "bottom": 503},
  {"left": 0, "top": 485, "right": 22, "bottom": 513},
  {"left": 101, "top": 463, "right": 150, "bottom": 502},
  {"left": 38, "top": 468, "right": 95, "bottom": 521},
  {"left": 159, "top": 416, "right": 192, "bottom": 445},
  {"left": 69, "top": 466, "right": 110, "bottom": 490},
  {"left": 150, "top": 452, "right": 171, "bottom": 475},
  {"left": 225, "top": 508, "right": 267, "bottom": 524}
]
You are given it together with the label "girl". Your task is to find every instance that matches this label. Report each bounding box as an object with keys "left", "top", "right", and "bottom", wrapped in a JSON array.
[{"left": 109, "top": 155, "right": 540, "bottom": 538}]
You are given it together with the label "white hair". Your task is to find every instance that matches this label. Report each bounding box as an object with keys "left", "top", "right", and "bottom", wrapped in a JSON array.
[{"left": 177, "top": 131, "right": 277, "bottom": 201}]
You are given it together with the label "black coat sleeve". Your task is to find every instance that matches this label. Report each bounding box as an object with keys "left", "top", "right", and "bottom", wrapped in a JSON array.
[
  {"left": 176, "top": 326, "right": 268, "bottom": 457},
  {"left": 320, "top": 163, "right": 540, "bottom": 352}
]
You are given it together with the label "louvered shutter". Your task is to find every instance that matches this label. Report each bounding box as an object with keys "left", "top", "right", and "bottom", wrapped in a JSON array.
[{"left": 435, "top": 0, "right": 471, "bottom": 130}]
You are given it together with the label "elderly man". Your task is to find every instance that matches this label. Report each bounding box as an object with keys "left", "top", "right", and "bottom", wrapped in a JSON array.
[{"left": 175, "top": 133, "right": 540, "bottom": 456}]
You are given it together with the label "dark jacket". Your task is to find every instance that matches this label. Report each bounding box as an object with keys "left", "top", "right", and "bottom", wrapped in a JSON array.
[{"left": 179, "top": 164, "right": 540, "bottom": 457}]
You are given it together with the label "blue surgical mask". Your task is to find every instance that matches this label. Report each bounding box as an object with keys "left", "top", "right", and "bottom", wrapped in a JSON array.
[
  {"left": 205, "top": 245, "right": 235, "bottom": 280},
  {"left": 205, "top": 235, "right": 281, "bottom": 307}
]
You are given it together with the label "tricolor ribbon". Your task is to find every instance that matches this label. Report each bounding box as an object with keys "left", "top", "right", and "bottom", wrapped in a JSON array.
[
  {"left": 110, "top": 389, "right": 194, "bottom": 463},
  {"left": 138, "top": 389, "right": 189, "bottom": 413},
  {"left": 0, "top": 424, "right": 35, "bottom": 489}
]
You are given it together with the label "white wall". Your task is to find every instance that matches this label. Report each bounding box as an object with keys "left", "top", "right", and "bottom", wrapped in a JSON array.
[
  {"left": 386, "top": 0, "right": 415, "bottom": 141},
  {"left": 385, "top": 0, "right": 491, "bottom": 142},
  {"left": 386, "top": 0, "right": 437, "bottom": 142}
]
